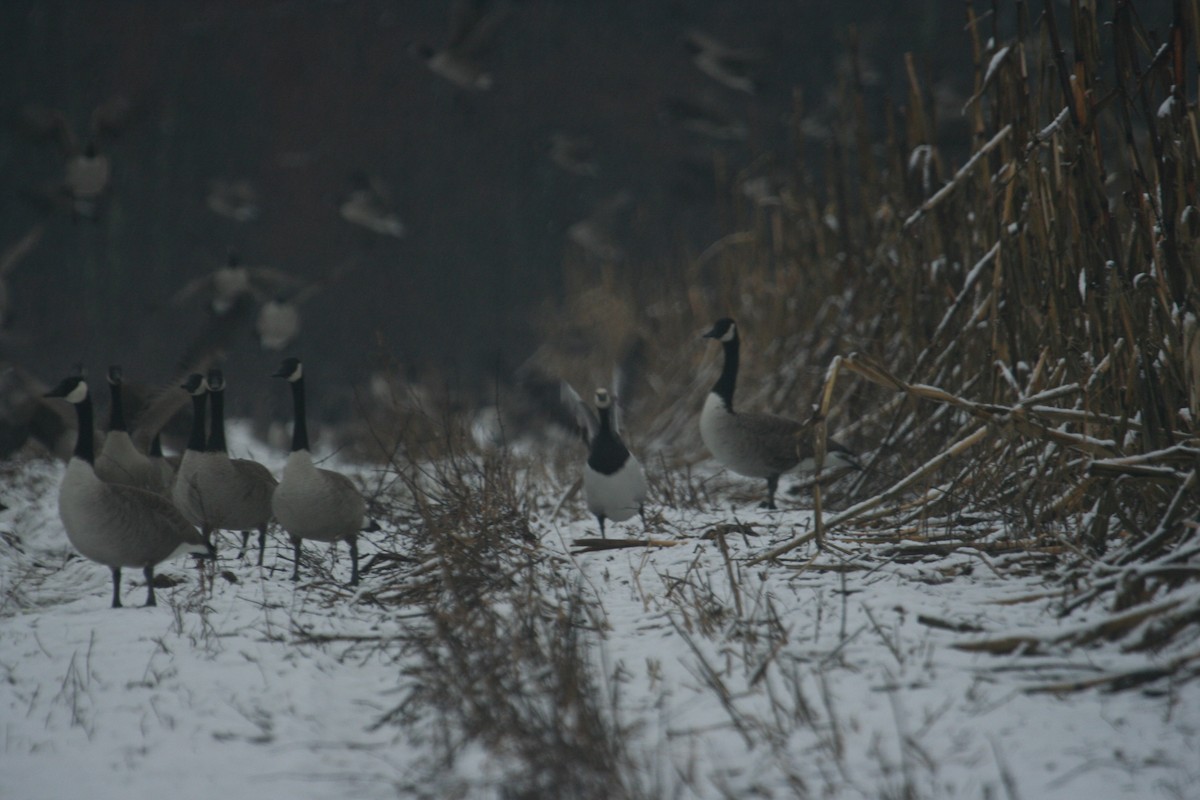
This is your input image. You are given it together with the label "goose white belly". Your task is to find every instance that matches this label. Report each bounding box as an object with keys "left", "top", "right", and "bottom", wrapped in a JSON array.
[
  {"left": 583, "top": 456, "right": 647, "bottom": 523},
  {"left": 273, "top": 450, "right": 364, "bottom": 542}
]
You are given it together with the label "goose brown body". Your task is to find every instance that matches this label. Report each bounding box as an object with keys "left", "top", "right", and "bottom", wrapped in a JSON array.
[
  {"left": 47, "top": 376, "right": 209, "bottom": 608},
  {"left": 700, "top": 318, "right": 860, "bottom": 509},
  {"left": 271, "top": 358, "right": 367, "bottom": 585}
]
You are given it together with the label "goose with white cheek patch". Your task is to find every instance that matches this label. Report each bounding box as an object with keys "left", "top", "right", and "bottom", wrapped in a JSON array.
[
  {"left": 95, "top": 365, "right": 172, "bottom": 495},
  {"left": 45, "top": 375, "right": 212, "bottom": 608},
  {"left": 271, "top": 358, "right": 368, "bottom": 585},
  {"left": 563, "top": 383, "right": 648, "bottom": 538},
  {"left": 700, "top": 318, "right": 861, "bottom": 509}
]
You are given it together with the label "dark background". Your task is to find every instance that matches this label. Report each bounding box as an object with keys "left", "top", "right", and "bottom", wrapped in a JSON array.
[{"left": 1, "top": 1, "right": 986, "bottom": 419}]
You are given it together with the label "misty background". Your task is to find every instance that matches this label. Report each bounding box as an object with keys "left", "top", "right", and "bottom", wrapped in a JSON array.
[{"left": 2, "top": 1, "right": 988, "bottom": 423}]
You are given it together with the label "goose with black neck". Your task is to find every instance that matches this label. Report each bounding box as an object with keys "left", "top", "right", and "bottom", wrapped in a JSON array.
[
  {"left": 45, "top": 374, "right": 211, "bottom": 608},
  {"left": 271, "top": 357, "right": 369, "bottom": 586},
  {"left": 700, "top": 318, "right": 861, "bottom": 509}
]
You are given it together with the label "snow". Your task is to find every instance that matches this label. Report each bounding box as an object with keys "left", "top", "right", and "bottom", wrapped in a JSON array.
[
  {"left": 1158, "top": 94, "right": 1176, "bottom": 120},
  {"left": 2, "top": 424, "right": 1198, "bottom": 798},
  {"left": 983, "top": 46, "right": 1010, "bottom": 85}
]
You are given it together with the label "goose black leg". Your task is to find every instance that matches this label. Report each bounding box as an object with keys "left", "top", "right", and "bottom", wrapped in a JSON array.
[
  {"left": 257, "top": 524, "right": 267, "bottom": 567},
  {"left": 291, "top": 536, "right": 302, "bottom": 582},
  {"left": 110, "top": 566, "right": 123, "bottom": 608},
  {"left": 596, "top": 515, "right": 607, "bottom": 539},
  {"left": 762, "top": 475, "right": 780, "bottom": 510},
  {"left": 348, "top": 535, "right": 359, "bottom": 586},
  {"left": 143, "top": 565, "right": 157, "bottom": 607},
  {"left": 239, "top": 531, "right": 251, "bottom": 560}
]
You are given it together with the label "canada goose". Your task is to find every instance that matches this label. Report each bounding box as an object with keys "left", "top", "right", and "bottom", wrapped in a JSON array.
[
  {"left": 205, "top": 178, "right": 260, "bottom": 222},
  {"left": 19, "top": 97, "right": 129, "bottom": 219},
  {"left": 566, "top": 192, "right": 633, "bottom": 264},
  {"left": 0, "top": 360, "right": 79, "bottom": 460},
  {"left": 171, "top": 250, "right": 304, "bottom": 316},
  {"left": 660, "top": 97, "right": 748, "bottom": 141},
  {"left": 548, "top": 133, "right": 598, "bottom": 177},
  {"left": 563, "top": 384, "right": 647, "bottom": 538},
  {"left": 94, "top": 366, "right": 172, "bottom": 495},
  {"left": 684, "top": 29, "right": 761, "bottom": 94},
  {"left": 205, "top": 369, "right": 278, "bottom": 565},
  {"left": 148, "top": 434, "right": 178, "bottom": 492},
  {"left": 410, "top": 0, "right": 511, "bottom": 91},
  {"left": 44, "top": 375, "right": 211, "bottom": 608},
  {"left": 271, "top": 358, "right": 367, "bottom": 585},
  {"left": 700, "top": 318, "right": 860, "bottom": 509},
  {"left": 339, "top": 173, "right": 406, "bottom": 238},
  {"left": 172, "top": 374, "right": 217, "bottom": 546},
  {"left": 64, "top": 141, "right": 111, "bottom": 217}
]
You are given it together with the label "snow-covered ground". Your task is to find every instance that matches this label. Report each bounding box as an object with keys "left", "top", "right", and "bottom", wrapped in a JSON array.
[{"left": 2, "top": 425, "right": 1197, "bottom": 799}]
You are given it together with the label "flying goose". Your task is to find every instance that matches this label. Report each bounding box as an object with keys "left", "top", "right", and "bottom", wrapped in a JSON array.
[
  {"left": 562, "top": 383, "right": 647, "bottom": 538},
  {"left": 700, "top": 318, "right": 860, "bottom": 509},
  {"left": 170, "top": 250, "right": 305, "bottom": 317},
  {"left": 410, "top": 0, "right": 511, "bottom": 91},
  {"left": 684, "top": 29, "right": 761, "bottom": 94},
  {"left": 548, "top": 133, "right": 599, "bottom": 177},
  {"left": 339, "top": 172, "right": 406, "bottom": 238},
  {"left": 204, "top": 369, "right": 278, "bottom": 564},
  {"left": 271, "top": 358, "right": 368, "bottom": 585},
  {"left": 0, "top": 224, "right": 44, "bottom": 331},
  {"left": 255, "top": 257, "right": 364, "bottom": 351},
  {"left": 44, "top": 375, "right": 211, "bottom": 608},
  {"left": 94, "top": 366, "right": 173, "bottom": 495}
]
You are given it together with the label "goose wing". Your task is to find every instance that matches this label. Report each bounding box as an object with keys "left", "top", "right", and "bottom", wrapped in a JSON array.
[
  {"left": 128, "top": 360, "right": 216, "bottom": 452},
  {"left": 735, "top": 411, "right": 807, "bottom": 474},
  {"left": 106, "top": 482, "right": 206, "bottom": 548},
  {"left": 560, "top": 381, "right": 598, "bottom": 444}
]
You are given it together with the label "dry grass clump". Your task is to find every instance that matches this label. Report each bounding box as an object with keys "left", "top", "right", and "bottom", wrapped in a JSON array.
[
  {"left": 365, "top": 438, "right": 653, "bottom": 798},
  {"left": 530, "top": 2, "right": 1200, "bottom": 673}
]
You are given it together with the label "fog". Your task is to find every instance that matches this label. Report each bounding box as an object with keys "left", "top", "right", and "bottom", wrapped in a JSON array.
[{"left": 3, "top": 1, "right": 987, "bottom": 417}]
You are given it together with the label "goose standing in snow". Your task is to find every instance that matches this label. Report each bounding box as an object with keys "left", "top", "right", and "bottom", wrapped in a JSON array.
[
  {"left": 684, "top": 29, "right": 761, "bottom": 94},
  {"left": 700, "top": 318, "right": 860, "bottom": 509},
  {"left": 172, "top": 374, "right": 218, "bottom": 548},
  {"left": 205, "top": 369, "right": 278, "bottom": 565},
  {"left": 271, "top": 358, "right": 367, "bottom": 585},
  {"left": 95, "top": 366, "right": 172, "bottom": 495},
  {"left": 563, "top": 383, "right": 647, "bottom": 538},
  {"left": 44, "top": 375, "right": 211, "bottom": 608}
]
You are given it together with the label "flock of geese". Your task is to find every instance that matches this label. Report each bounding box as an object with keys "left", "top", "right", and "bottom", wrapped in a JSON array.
[
  {"left": 39, "top": 318, "right": 859, "bottom": 609},
  {"left": 561, "top": 317, "right": 861, "bottom": 539},
  {"left": 44, "top": 357, "right": 370, "bottom": 608}
]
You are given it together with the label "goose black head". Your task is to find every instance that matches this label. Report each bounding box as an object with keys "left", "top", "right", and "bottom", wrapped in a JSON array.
[
  {"left": 594, "top": 388, "right": 612, "bottom": 409},
  {"left": 272, "top": 357, "right": 303, "bottom": 382},
  {"left": 45, "top": 375, "right": 88, "bottom": 404},
  {"left": 180, "top": 374, "right": 207, "bottom": 395},
  {"left": 107, "top": 365, "right": 123, "bottom": 385},
  {"left": 702, "top": 318, "right": 737, "bottom": 343},
  {"left": 206, "top": 368, "right": 226, "bottom": 392}
]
